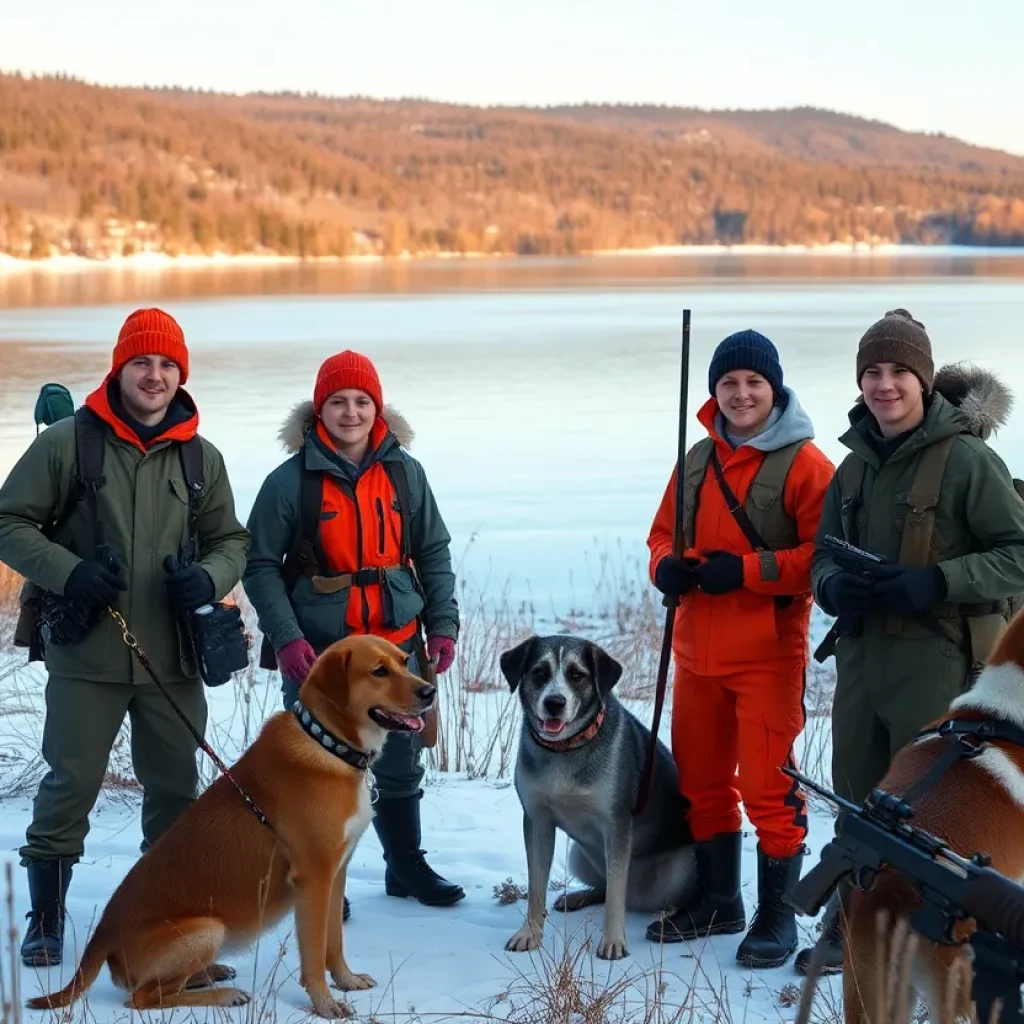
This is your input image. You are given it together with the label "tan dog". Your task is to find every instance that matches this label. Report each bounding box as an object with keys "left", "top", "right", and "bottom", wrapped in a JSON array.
[
  {"left": 841, "top": 609, "right": 1024, "bottom": 1024},
  {"left": 26, "top": 633, "right": 436, "bottom": 1019}
]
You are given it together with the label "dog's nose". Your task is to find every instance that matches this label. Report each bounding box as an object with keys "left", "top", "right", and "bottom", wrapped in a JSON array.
[
  {"left": 415, "top": 684, "right": 436, "bottom": 702},
  {"left": 543, "top": 693, "right": 567, "bottom": 715}
]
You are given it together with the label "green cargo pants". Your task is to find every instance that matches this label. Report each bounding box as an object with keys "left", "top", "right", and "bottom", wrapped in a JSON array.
[
  {"left": 280, "top": 640, "right": 425, "bottom": 801},
  {"left": 831, "top": 627, "right": 970, "bottom": 805},
  {"left": 20, "top": 675, "right": 207, "bottom": 864}
]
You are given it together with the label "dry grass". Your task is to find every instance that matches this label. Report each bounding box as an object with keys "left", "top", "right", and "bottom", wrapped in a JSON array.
[{"left": 0, "top": 863, "right": 752, "bottom": 1024}]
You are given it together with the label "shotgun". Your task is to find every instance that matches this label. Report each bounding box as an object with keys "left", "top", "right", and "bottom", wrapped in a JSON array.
[{"left": 634, "top": 309, "right": 691, "bottom": 815}]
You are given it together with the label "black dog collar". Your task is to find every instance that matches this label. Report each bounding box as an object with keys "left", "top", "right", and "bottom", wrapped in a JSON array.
[{"left": 292, "top": 700, "right": 376, "bottom": 772}]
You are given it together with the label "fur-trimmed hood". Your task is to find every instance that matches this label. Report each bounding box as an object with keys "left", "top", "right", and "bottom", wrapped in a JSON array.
[
  {"left": 932, "top": 363, "right": 1013, "bottom": 440},
  {"left": 277, "top": 399, "right": 415, "bottom": 454}
]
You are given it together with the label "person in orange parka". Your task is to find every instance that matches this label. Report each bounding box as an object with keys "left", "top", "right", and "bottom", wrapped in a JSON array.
[{"left": 644, "top": 329, "right": 835, "bottom": 970}]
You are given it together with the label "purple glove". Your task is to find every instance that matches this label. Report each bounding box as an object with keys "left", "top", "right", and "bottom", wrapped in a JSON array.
[
  {"left": 277, "top": 637, "right": 317, "bottom": 684},
  {"left": 427, "top": 634, "right": 455, "bottom": 675}
]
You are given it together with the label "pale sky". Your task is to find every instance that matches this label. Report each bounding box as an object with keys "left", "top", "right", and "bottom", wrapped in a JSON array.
[{"left": 3, "top": 0, "right": 1022, "bottom": 155}]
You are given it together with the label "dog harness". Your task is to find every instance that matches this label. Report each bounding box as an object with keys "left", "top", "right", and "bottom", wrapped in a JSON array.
[
  {"left": 899, "top": 716, "right": 1024, "bottom": 807},
  {"left": 528, "top": 704, "right": 606, "bottom": 752}
]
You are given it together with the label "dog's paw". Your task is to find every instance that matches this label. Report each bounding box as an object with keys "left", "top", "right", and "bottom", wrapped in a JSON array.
[
  {"left": 330, "top": 968, "right": 376, "bottom": 992},
  {"left": 218, "top": 988, "right": 253, "bottom": 1007},
  {"left": 553, "top": 886, "right": 604, "bottom": 913},
  {"left": 505, "top": 923, "right": 543, "bottom": 953},
  {"left": 596, "top": 934, "right": 629, "bottom": 961},
  {"left": 310, "top": 993, "right": 355, "bottom": 1019}
]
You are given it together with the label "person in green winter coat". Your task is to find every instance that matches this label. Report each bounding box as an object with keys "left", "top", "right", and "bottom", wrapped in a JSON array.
[
  {"left": 795, "top": 308, "right": 1024, "bottom": 975},
  {"left": 242, "top": 349, "right": 463, "bottom": 919},
  {"left": 0, "top": 308, "right": 250, "bottom": 969}
]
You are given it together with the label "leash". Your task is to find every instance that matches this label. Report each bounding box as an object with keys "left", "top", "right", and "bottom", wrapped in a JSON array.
[{"left": 108, "top": 607, "right": 272, "bottom": 830}]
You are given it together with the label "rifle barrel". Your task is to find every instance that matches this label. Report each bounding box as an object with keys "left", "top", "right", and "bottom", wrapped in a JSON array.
[{"left": 782, "top": 766, "right": 861, "bottom": 814}]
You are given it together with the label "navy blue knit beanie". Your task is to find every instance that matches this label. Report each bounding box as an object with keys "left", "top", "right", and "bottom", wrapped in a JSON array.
[{"left": 708, "top": 329, "right": 784, "bottom": 400}]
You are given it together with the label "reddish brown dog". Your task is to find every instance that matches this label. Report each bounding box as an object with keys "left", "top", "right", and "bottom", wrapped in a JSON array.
[
  {"left": 842, "top": 609, "right": 1024, "bottom": 1024},
  {"left": 27, "top": 634, "right": 436, "bottom": 1019}
]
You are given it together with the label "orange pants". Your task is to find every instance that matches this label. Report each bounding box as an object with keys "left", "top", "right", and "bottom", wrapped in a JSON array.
[{"left": 671, "top": 662, "right": 808, "bottom": 859}]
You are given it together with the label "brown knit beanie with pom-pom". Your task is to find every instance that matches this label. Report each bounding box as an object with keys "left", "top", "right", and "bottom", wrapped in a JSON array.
[{"left": 856, "top": 308, "right": 934, "bottom": 393}]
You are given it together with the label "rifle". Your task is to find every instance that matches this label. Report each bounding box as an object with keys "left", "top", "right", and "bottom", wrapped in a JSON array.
[
  {"left": 783, "top": 767, "right": 1024, "bottom": 1024},
  {"left": 634, "top": 308, "right": 690, "bottom": 816}
]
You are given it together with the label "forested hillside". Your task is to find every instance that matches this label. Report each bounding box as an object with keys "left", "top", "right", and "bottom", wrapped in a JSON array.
[{"left": 2, "top": 72, "right": 1023, "bottom": 260}]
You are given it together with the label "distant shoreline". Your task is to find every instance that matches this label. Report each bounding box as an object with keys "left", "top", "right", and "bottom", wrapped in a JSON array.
[{"left": 3, "top": 241, "right": 1024, "bottom": 277}]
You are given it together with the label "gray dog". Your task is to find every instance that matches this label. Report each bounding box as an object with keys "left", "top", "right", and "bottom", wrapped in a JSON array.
[{"left": 499, "top": 633, "right": 696, "bottom": 960}]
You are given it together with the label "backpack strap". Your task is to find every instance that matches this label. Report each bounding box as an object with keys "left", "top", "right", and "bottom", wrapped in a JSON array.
[
  {"left": 176, "top": 435, "right": 206, "bottom": 560},
  {"left": 285, "top": 463, "right": 327, "bottom": 585},
  {"left": 745, "top": 440, "right": 808, "bottom": 555},
  {"left": 382, "top": 456, "right": 435, "bottom": 709},
  {"left": 681, "top": 438, "right": 714, "bottom": 550},
  {"left": 45, "top": 407, "right": 107, "bottom": 542},
  {"left": 837, "top": 455, "right": 866, "bottom": 544},
  {"left": 886, "top": 435, "right": 959, "bottom": 640},
  {"left": 383, "top": 459, "right": 414, "bottom": 564},
  {"left": 897, "top": 436, "right": 957, "bottom": 568},
  {"left": 259, "top": 460, "right": 326, "bottom": 672}
]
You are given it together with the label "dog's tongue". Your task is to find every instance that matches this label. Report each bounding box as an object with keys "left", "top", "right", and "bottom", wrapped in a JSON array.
[
  {"left": 394, "top": 713, "right": 425, "bottom": 732},
  {"left": 543, "top": 719, "right": 566, "bottom": 735}
]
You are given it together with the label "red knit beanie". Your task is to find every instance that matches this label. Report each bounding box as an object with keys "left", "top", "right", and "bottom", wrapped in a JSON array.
[
  {"left": 111, "top": 308, "right": 190, "bottom": 383},
  {"left": 314, "top": 350, "right": 383, "bottom": 415}
]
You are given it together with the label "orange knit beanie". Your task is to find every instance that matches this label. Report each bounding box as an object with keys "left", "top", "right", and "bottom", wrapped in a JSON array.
[
  {"left": 111, "top": 308, "right": 190, "bottom": 383},
  {"left": 314, "top": 350, "right": 383, "bottom": 414}
]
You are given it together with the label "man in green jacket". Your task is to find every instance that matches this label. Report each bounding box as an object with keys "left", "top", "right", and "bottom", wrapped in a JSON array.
[
  {"left": 795, "top": 309, "right": 1024, "bottom": 974},
  {"left": 0, "top": 308, "right": 250, "bottom": 968}
]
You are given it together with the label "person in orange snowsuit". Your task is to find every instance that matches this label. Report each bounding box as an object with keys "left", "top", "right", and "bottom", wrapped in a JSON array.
[{"left": 644, "top": 329, "right": 835, "bottom": 970}]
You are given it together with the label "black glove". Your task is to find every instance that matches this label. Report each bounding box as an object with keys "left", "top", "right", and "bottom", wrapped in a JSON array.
[
  {"left": 64, "top": 557, "right": 127, "bottom": 608},
  {"left": 654, "top": 556, "right": 699, "bottom": 598},
  {"left": 693, "top": 550, "right": 745, "bottom": 595},
  {"left": 872, "top": 565, "right": 947, "bottom": 617},
  {"left": 165, "top": 563, "right": 215, "bottom": 612},
  {"left": 821, "top": 572, "right": 874, "bottom": 618}
]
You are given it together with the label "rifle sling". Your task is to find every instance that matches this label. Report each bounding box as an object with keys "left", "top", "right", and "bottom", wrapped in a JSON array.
[
  {"left": 708, "top": 446, "right": 767, "bottom": 552},
  {"left": 708, "top": 447, "right": 794, "bottom": 607}
]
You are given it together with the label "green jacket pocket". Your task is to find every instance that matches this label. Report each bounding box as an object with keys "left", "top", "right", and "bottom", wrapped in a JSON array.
[
  {"left": 290, "top": 575, "right": 350, "bottom": 652},
  {"left": 382, "top": 567, "right": 425, "bottom": 631}
]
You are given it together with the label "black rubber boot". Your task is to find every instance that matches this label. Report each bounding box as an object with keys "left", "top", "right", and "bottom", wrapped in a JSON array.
[
  {"left": 735, "top": 845, "right": 804, "bottom": 969},
  {"left": 646, "top": 832, "right": 746, "bottom": 942},
  {"left": 373, "top": 793, "right": 465, "bottom": 907},
  {"left": 794, "top": 888, "right": 845, "bottom": 976},
  {"left": 20, "top": 857, "right": 74, "bottom": 967}
]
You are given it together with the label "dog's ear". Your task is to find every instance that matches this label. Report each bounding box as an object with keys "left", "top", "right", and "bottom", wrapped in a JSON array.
[
  {"left": 309, "top": 643, "right": 350, "bottom": 700},
  {"left": 499, "top": 635, "right": 539, "bottom": 692},
  {"left": 587, "top": 642, "right": 623, "bottom": 697}
]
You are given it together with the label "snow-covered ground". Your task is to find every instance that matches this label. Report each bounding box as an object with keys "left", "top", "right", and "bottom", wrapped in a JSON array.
[{"left": 0, "top": 616, "right": 843, "bottom": 1024}]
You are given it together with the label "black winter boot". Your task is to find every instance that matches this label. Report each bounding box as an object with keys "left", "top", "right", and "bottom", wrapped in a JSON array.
[
  {"left": 735, "top": 845, "right": 805, "bottom": 968},
  {"left": 20, "top": 857, "right": 74, "bottom": 967},
  {"left": 794, "top": 888, "right": 845, "bottom": 976},
  {"left": 646, "top": 832, "right": 746, "bottom": 942},
  {"left": 373, "top": 793, "right": 465, "bottom": 907}
]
